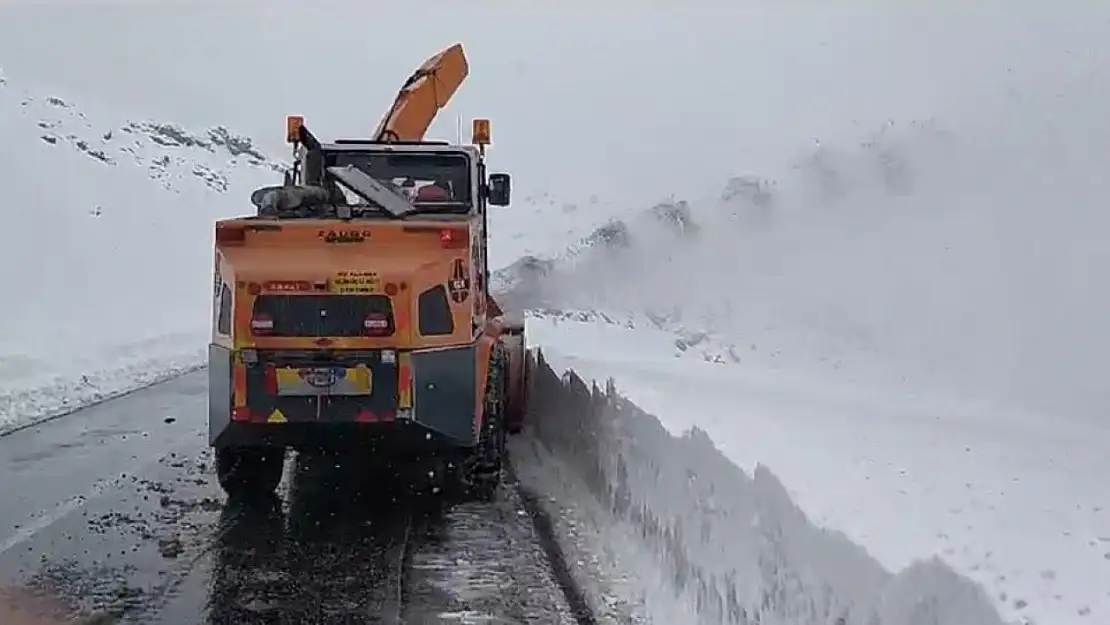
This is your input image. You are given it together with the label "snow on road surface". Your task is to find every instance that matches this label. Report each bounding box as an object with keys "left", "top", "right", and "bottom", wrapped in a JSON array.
[{"left": 2, "top": 4, "right": 1109, "bottom": 625}]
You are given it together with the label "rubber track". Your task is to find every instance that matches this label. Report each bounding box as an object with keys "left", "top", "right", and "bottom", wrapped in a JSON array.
[{"left": 508, "top": 460, "right": 597, "bottom": 625}]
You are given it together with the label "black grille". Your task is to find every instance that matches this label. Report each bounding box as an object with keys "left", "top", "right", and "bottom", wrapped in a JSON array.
[{"left": 253, "top": 295, "right": 394, "bottom": 337}]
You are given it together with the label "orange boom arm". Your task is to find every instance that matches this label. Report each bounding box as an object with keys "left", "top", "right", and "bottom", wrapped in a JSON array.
[{"left": 373, "top": 43, "right": 469, "bottom": 143}]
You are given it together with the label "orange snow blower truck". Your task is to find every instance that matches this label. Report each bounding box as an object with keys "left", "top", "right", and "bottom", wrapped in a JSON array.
[{"left": 207, "top": 43, "right": 528, "bottom": 499}]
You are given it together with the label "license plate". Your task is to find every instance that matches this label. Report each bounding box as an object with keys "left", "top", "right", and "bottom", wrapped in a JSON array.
[
  {"left": 300, "top": 367, "right": 341, "bottom": 388},
  {"left": 275, "top": 365, "right": 373, "bottom": 396}
]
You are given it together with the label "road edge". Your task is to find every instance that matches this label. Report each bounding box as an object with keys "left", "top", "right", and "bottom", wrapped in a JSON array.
[{"left": 0, "top": 365, "right": 205, "bottom": 438}]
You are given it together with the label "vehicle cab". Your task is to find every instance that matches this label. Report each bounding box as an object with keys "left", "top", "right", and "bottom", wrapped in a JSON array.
[{"left": 281, "top": 115, "right": 510, "bottom": 218}]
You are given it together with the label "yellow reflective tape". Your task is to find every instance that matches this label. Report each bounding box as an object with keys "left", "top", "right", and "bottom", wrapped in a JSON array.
[
  {"left": 232, "top": 356, "right": 247, "bottom": 409},
  {"left": 275, "top": 368, "right": 302, "bottom": 387},
  {"left": 345, "top": 364, "right": 373, "bottom": 394},
  {"left": 398, "top": 352, "right": 413, "bottom": 409}
]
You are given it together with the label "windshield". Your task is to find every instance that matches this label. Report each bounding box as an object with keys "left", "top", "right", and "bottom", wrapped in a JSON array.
[{"left": 329, "top": 151, "right": 472, "bottom": 212}]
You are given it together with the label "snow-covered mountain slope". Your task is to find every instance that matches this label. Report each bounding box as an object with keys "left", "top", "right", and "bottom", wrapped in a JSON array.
[
  {"left": 0, "top": 73, "right": 284, "bottom": 432},
  {"left": 503, "top": 104, "right": 1110, "bottom": 420}
]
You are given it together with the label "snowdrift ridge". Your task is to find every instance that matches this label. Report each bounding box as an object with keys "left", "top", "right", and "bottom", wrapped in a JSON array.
[{"left": 513, "top": 350, "right": 1006, "bottom": 625}]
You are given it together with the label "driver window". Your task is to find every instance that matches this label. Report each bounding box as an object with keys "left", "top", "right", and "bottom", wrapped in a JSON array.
[{"left": 332, "top": 151, "right": 472, "bottom": 208}]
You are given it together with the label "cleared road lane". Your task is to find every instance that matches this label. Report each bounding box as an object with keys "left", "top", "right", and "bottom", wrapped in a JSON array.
[{"left": 0, "top": 372, "right": 578, "bottom": 624}]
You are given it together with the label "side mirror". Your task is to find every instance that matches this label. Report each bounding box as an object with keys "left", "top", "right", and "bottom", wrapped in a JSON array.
[{"left": 488, "top": 173, "right": 511, "bottom": 207}]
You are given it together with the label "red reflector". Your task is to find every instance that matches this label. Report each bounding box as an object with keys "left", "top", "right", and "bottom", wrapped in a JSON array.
[
  {"left": 439, "top": 228, "right": 467, "bottom": 248},
  {"left": 251, "top": 314, "right": 274, "bottom": 334},
  {"left": 314, "top": 338, "right": 334, "bottom": 347},
  {"left": 364, "top": 314, "right": 389, "bottom": 335},
  {"left": 384, "top": 282, "right": 399, "bottom": 296},
  {"left": 231, "top": 407, "right": 253, "bottom": 422},
  {"left": 216, "top": 225, "right": 246, "bottom": 244},
  {"left": 356, "top": 410, "right": 396, "bottom": 424}
]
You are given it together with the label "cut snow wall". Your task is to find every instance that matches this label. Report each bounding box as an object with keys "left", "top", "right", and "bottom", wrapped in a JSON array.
[{"left": 517, "top": 348, "right": 1006, "bottom": 625}]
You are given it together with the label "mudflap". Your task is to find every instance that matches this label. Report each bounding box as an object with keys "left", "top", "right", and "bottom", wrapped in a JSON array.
[
  {"left": 208, "top": 343, "right": 234, "bottom": 447},
  {"left": 209, "top": 345, "right": 286, "bottom": 499},
  {"left": 457, "top": 342, "right": 508, "bottom": 501}
]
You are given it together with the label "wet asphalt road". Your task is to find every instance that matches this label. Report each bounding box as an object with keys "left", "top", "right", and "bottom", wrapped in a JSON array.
[{"left": 0, "top": 372, "right": 579, "bottom": 624}]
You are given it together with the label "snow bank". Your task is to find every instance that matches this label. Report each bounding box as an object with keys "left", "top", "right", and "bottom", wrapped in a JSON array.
[
  {"left": 513, "top": 349, "right": 1004, "bottom": 625},
  {"left": 523, "top": 312, "right": 1110, "bottom": 625},
  {"left": 0, "top": 74, "right": 281, "bottom": 432}
]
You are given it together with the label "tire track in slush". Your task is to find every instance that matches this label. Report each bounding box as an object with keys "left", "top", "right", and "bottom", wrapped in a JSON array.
[
  {"left": 508, "top": 460, "right": 598, "bottom": 625},
  {"left": 207, "top": 452, "right": 423, "bottom": 625},
  {"left": 0, "top": 444, "right": 424, "bottom": 625},
  {"left": 2, "top": 446, "right": 592, "bottom": 624}
]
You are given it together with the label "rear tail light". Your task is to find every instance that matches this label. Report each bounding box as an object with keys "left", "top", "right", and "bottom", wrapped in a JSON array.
[
  {"left": 364, "top": 313, "right": 391, "bottom": 336},
  {"left": 216, "top": 225, "right": 246, "bottom": 245},
  {"left": 439, "top": 228, "right": 468, "bottom": 249},
  {"left": 251, "top": 314, "right": 274, "bottom": 335}
]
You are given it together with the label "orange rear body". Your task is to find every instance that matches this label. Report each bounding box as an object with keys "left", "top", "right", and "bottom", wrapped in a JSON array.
[
  {"left": 212, "top": 218, "right": 489, "bottom": 353},
  {"left": 208, "top": 215, "right": 510, "bottom": 451}
]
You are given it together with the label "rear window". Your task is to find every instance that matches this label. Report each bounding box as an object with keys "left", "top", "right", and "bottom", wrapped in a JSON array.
[
  {"left": 217, "top": 284, "right": 232, "bottom": 335},
  {"left": 252, "top": 295, "right": 394, "bottom": 337},
  {"left": 418, "top": 285, "right": 454, "bottom": 336}
]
